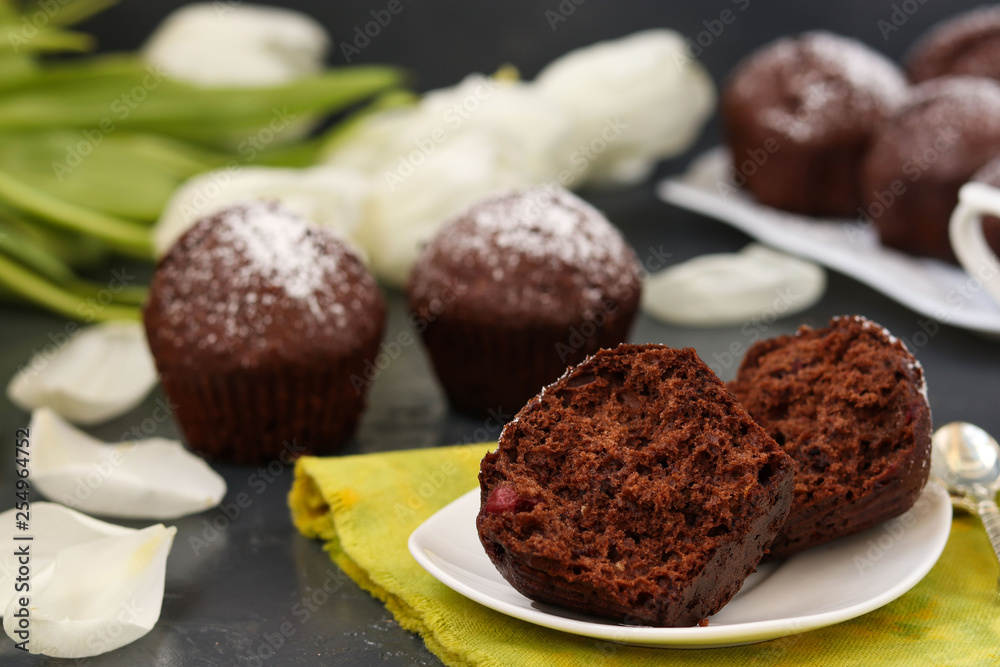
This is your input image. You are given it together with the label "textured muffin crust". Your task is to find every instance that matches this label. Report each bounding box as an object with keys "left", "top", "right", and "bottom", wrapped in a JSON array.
[
  {"left": 728, "top": 316, "right": 932, "bottom": 558},
  {"left": 407, "top": 186, "right": 642, "bottom": 418},
  {"left": 722, "top": 31, "right": 906, "bottom": 216},
  {"left": 144, "top": 201, "right": 385, "bottom": 462},
  {"left": 861, "top": 77, "right": 1000, "bottom": 262},
  {"left": 477, "top": 344, "right": 794, "bottom": 627},
  {"left": 907, "top": 6, "right": 1000, "bottom": 83}
]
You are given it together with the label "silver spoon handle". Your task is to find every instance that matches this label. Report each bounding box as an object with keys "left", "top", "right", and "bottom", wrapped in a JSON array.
[{"left": 976, "top": 499, "right": 1000, "bottom": 596}]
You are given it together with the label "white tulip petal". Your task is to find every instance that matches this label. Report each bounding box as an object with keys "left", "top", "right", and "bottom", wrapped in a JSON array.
[
  {"left": 642, "top": 244, "right": 827, "bottom": 326},
  {"left": 322, "top": 75, "right": 574, "bottom": 286},
  {"left": 142, "top": 3, "right": 329, "bottom": 88},
  {"left": 3, "top": 524, "right": 176, "bottom": 658},
  {"left": 325, "top": 76, "right": 572, "bottom": 185},
  {"left": 29, "top": 408, "right": 227, "bottom": 520},
  {"left": 153, "top": 165, "right": 370, "bottom": 258},
  {"left": 536, "top": 29, "right": 716, "bottom": 188},
  {"left": 0, "top": 503, "right": 134, "bottom": 613},
  {"left": 357, "top": 133, "right": 536, "bottom": 287},
  {"left": 6, "top": 321, "right": 157, "bottom": 425}
]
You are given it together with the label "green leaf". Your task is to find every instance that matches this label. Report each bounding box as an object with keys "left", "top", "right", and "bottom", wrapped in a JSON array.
[
  {"left": 0, "top": 65, "right": 405, "bottom": 150},
  {"left": 44, "top": 0, "right": 119, "bottom": 28},
  {"left": 0, "top": 166, "right": 151, "bottom": 257},
  {"left": 0, "top": 207, "right": 106, "bottom": 267},
  {"left": 0, "top": 130, "right": 225, "bottom": 220},
  {"left": 0, "top": 214, "right": 75, "bottom": 283},
  {"left": 0, "top": 25, "right": 93, "bottom": 53},
  {"left": 0, "top": 251, "right": 140, "bottom": 321}
]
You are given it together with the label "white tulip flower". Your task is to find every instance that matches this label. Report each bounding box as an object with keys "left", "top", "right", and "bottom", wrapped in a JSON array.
[
  {"left": 325, "top": 74, "right": 573, "bottom": 286},
  {"left": 536, "top": 29, "right": 716, "bottom": 187},
  {"left": 142, "top": 3, "right": 330, "bottom": 88},
  {"left": 355, "top": 132, "right": 538, "bottom": 287},
  {"left": 153, "top": 165, "right": 371, "bottom": 257}
]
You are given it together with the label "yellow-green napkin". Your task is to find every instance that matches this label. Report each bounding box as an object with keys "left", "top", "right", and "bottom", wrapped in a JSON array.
[{"left": 289, "top": 443, "right": 1000, "bottom": 667}]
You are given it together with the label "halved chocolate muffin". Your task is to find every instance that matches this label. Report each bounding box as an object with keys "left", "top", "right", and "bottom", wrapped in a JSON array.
[
  {"left": 728, "top": 316, "right": 932, "bottom": 558},
  {"left": 477, "top": 344, "right": 794, "bottom": 627}
]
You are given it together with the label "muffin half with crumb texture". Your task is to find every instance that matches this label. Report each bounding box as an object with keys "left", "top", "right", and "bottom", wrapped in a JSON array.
[
  {"left": 728, "top": 315, "right": 932, "bottom": 558},
  {"left": 477, "top": 344, "right": 794, "bottom": 627},
  {"left": 144, "top": 201, "right": 385, "bottom": 464}
]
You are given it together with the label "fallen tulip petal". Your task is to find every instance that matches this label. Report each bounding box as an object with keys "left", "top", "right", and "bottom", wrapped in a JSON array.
[
  {"left": 0, "top": 503, "right": 133, "bottom": 613},
  {"left": 642, "top": 244, "right": 826, "bottom": 327},
  {"left": 29, "top": 408, "right": 227, "bottom": 520},
  {"left": 6, "top": 321, "right": 158, "bottom": 425},
  {"left": 3, "top": 523, "right": 176, "bottom": 658}
]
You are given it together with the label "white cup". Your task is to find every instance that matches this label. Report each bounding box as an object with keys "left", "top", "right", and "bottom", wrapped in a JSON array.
[{"left": 950, "top": 182, "right": 1000, "bottom": 307}]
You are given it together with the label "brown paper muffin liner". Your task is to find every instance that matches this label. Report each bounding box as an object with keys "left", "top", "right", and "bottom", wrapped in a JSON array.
[
  {"left": 159, "top": 349, "right": 376, "bottom": 465},
  {"left": 417, "top": 298, "right": 639, "bottom": 420}
]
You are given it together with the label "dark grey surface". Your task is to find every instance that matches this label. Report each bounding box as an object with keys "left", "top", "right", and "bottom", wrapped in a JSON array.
[{"left": 2, "top": 0, "right": 1000, "bottom": 665}]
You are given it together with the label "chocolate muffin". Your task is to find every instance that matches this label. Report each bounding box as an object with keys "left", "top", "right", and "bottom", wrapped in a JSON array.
[
  {"left": 861, "top": 77, "right": 1000, "bottom": 262},
  {"left": 722, "top": 31, "right": 907, "bottom": 216},
  {"left": 907, "top": 6, "right": 1000, "bottom": 84},
  {"left": 477, "top": 344, "right": 794, "bottom": 627},
  {"left": 144, "top": 201, "right": 385, "bottom": 464},
  {"left": 407, "top": 186, "right": 642, "bottom": 419},
  {"left": 970, "top": 156, "right": 1000, "bottom": 257},
  {"left": 728, "top": 316, "right": 932, "bottom": 559}
]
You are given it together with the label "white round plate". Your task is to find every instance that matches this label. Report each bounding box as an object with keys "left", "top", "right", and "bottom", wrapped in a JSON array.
[{"left": 408, "top": 483, "right": 952, "bottom": 648}]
